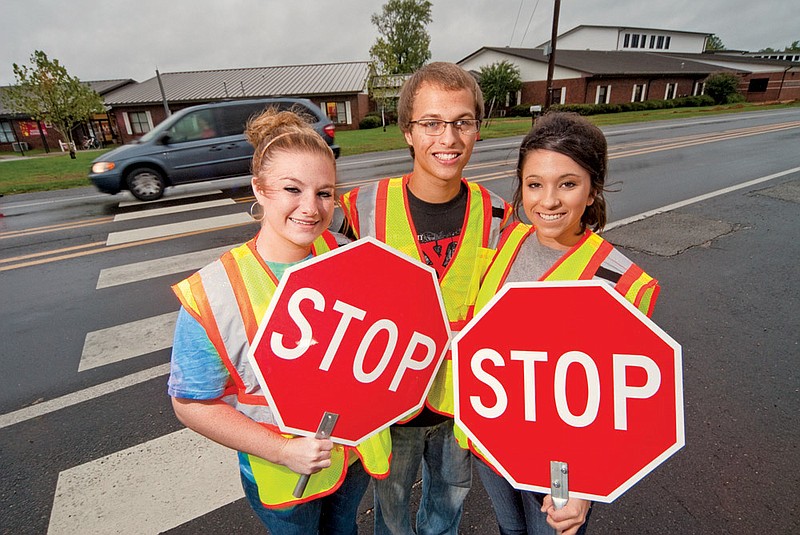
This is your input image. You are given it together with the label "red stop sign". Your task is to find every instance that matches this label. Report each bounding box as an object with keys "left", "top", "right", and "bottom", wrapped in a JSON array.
[
  {"left": 453, "top": 280, "right": 683, "bottom": 503},
  {"left": 248, "top": 237, "right": 450, "bottom": 446}
]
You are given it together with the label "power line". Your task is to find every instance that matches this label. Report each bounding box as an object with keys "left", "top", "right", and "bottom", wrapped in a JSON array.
[
  {"left": 509, "top": 0, "right": 526, "bottom": 46},
  {"left": 520, "top": 0, "right": 542, "bottom": 46}
]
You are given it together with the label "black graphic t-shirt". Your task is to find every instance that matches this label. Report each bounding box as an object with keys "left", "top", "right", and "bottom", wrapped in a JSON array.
[
  {"left": 402, "top": 182, "right": 468, "bottom": 426},
  {"left": 407, "top": 182, "right": 468, "bottom": 279}
]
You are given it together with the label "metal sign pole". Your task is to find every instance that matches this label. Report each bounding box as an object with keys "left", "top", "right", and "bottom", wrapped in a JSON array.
[
  {"left": 293, "top": 412, "right": 339, "bottom": 498},
  {"left": 550, "top": 460, "right": 569, "bottom": 534}
]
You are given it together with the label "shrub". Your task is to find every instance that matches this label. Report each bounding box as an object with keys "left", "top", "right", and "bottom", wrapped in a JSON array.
[
  {"left": 359, "top": 115, "right": 383, "bottom": 129},
  {"left": 704, "top": 72, "right": 742, "bottom": 104}
]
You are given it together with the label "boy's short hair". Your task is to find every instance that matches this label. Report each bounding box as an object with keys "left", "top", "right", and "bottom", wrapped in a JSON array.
[{"left": 397, "top": 62, "right": 484, "bottom": 133}]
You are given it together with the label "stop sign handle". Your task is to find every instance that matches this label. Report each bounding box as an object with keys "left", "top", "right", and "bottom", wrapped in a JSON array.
[
  {"left": 293, "top": 412, "right": 340, "bottom": 498},
  {"left": 550, "top": 460, "right": 569, "bottom": 509}
]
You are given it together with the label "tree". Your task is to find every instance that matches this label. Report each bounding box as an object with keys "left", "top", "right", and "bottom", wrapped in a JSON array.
[
  {"left": 367, "top": 66, "right": 403, "bottom": 131},
  {"left": 703, "top": 72, "right": 741, "bottom": 104},
  {"left": 706, "top": 34, "right": 725, "bottom": 51},
  {"left": 787, "top": 40, "right": 800, "bottom": 51},
  {"left": 478, "top": 61, "right": 522, "bottom": 121},
  {"left": 1, "top": 50, "right": 104, "bottom": 158},
  {"left": 369, "top": 0, "right": 432, "bottom": 76}
]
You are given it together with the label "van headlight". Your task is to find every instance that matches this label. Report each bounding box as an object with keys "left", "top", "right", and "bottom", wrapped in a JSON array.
[{"left": 91, "top": 162, "right": 116, "bottom": 173}]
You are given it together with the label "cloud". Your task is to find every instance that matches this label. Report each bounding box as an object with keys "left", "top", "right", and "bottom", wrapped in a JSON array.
[{"left": 1, "top": 0, "right": 796, "bottom": 85}]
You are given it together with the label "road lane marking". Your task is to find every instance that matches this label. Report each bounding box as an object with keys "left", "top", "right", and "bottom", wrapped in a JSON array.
[
  {"left": 117, "top": 189, "right": 224, "bottom": 207},
  {"left": 0, "top": 364, "right": 171, "bottom": 430},
  {"left": 106, "top": 212, "right": 252, "bottom": 245},
  {"left": 96, "top": 245, "right": 231, "bottom": 289},
  {"left": 79, "top": 312, "right": 178, "bottom": 372},
  {"left": 114, "top": 199, "right": 236, "bottom": 221},
  {"left": 605, "top": 166, "right": 800, "bottom": 230},
  {"left": 47, "top": 428, "right": 242, "bottom": 535}
]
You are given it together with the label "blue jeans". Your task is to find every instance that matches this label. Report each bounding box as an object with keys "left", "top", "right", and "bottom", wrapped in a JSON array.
[
  {"left": 241, "top": 459, "right": 370, "bottom": 535},
  {"left": 374, "top": 420, "right": 472, "bottom": 535},
  {"left": 475, "top": 458, "right": 591, "bottom": 535}
]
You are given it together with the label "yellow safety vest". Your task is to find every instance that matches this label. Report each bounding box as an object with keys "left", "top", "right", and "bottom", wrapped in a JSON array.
[
  {"left": 340, "top": 175, "right": 510, "bottom": 417},
  {"left": 456, "top": 222, "right": 661, "bottom": 454},
  {"left": 172, "top": 231, "right": 391, "bottom": 509}
]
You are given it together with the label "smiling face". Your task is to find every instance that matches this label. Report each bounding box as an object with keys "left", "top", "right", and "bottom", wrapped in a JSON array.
[
  {"left": 252, "top": 149, "right": 336, "bottom": 263},
  {"left": 403, "top": 82, "right": 478, "bottom": 201},
  {"left": 521, "top": 149, "right": 596, "bottom": 250}
]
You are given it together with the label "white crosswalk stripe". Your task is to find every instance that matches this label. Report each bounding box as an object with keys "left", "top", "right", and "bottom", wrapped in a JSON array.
[
  {"left": 47, "top": 196, "right": 251, "bottom": 533},
  {"left": 48, "top": 429, "right": 241, "bottom": 535},
  {"left": 106, "top": 212, "right": 253, "bottom": 245},
  {"left": 79, "top": 311, "right": 178, "bottom": 371},
  {"left": 113, "top": 198, "right": 236, "bottom": 221},
  {"left": 96, "top": 245, "right": 230, "bottom": 289}
]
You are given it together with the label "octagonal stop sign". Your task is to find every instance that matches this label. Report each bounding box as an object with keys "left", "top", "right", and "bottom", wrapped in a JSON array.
[
  {"left": 247, "top": 236, "right": 450, "bottom": 446},
  {"left": 453, "top": 280, "right": 684, "bottom": 503}
]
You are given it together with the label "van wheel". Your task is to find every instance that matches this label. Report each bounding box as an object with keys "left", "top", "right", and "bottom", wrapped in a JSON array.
[{"left": 127, "top": 167, "right": 165, "bottom": 201}]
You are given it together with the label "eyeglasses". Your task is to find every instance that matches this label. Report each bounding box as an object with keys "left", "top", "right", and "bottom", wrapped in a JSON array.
[{"left": 408, "top": 119, "right": 481, "bottom": 136}]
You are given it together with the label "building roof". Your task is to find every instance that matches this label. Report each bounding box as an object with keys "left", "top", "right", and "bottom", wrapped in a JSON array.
[
  {"left": 668, "top": 51, "right": 799, "bottom": 68},
  {"left": 103, "top": 62, "right": 370, "bottom": 106},
  {"left": 462, "top": 48, "right": 730, "bottom": 77},
  {"left": 537, "top": 24, "right": 711, "bottom": 48},
  {"left": 87, "top": 79, "right": 137, "bottom": 95}
]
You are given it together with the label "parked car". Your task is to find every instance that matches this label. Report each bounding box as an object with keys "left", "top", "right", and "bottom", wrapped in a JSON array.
[{"left": 90, "top": 98, "right": 340, "bottom": 201}]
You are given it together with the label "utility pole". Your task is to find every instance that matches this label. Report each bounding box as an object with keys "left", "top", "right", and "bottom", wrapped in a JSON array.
[
  {"left": 544, "top": 0, "right": 561, "bottom": 109},
  {"left": 156, "top": 69, "right": 171, "bottom": 117}
]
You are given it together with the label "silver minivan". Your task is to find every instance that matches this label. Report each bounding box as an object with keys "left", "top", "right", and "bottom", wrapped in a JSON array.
[{"left": 90, "top": 98, "right": 339, "bottom": 201}]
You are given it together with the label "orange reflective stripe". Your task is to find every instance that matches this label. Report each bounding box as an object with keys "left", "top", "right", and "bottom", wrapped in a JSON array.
[
  {"left": 375, "top": 180, "right": 392, "bottom": 243},
  {"left": 340, "top": 190, "right": 361, "bottom": 238},
  {"left": 220, "top": 251, "right": 259, "bottom": 341},
  {"left": 578, "top": 238, "right": 613, "bottom": 280},
  {"left": 311, "top": 229, "right": 339, "bottom": 253}
]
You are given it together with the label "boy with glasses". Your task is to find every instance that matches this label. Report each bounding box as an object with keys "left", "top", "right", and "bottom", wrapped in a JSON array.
[{"left": 340, "top": 62, "right": 510, "bottom": 535}]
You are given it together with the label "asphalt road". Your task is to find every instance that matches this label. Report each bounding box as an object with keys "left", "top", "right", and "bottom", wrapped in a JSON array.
[{"left": 1, "top": 108, "right": 798, "bottom": 534}]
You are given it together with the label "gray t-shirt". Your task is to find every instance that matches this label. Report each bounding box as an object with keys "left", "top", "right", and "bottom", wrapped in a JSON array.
[{"left": 505, "top": 233, "right": 566, "bottom": 283}]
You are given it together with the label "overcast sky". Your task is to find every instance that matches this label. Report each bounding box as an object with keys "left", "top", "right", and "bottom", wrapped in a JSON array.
[{"left": 2, "top": 0, "right": 797, "bottom": 86}]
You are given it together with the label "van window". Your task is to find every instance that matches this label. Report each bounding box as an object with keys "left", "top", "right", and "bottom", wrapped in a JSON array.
[
  {"left": 217, "top": 102, "right": 268, "bottom": 137},
  {"left": 167, "top": 109, "right": 217, "bottom": 142}
]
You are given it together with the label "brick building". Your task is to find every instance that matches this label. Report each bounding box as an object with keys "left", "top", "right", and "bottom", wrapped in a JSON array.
[{"left": 102, "top": 62, "right": 373, "bottom": 144}]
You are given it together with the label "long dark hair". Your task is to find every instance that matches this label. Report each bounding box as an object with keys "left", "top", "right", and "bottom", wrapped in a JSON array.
[{"left": 512, "top": 112, "right": 608, "bottom": 232}]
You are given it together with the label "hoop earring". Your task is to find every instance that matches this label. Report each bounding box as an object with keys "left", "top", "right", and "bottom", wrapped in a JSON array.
[{"left": 250, "top": 201, "right": 264, "bottom": 222}]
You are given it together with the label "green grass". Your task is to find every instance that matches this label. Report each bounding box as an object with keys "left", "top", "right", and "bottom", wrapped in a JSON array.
[
  {"left": 2, "top": 100, "right": 797, "bottom": 196},
  {"left": 0, "top": 149, "right": 114, "bottom": 195}
]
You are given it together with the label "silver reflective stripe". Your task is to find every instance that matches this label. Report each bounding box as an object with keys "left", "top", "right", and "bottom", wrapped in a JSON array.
[
  {"left": 597, "top": 245, "right": 634, "bottom": 281},
  {"left": 354, "top": 182, "right": 379, "bottom": 238},
  {"left": 486, "top": 188, "right": 507, "bottom": 249},
  {"left": 198, "top": 259, "right": 276, "bottom": 426}
]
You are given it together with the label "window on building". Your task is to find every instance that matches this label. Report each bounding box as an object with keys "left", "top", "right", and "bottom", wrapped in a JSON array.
[
  {"left": 665, "top": 36, "right": 671, "bottom": 50},
  {"left": 322, "top": 101, "right": 350, "bottom": 124},
  {"left": 0, "top": 120, "right": 15, "bottom": 143},
  {"left": 650, "top": 35, "right": 656, "bottom": 48},
  {"left": 640, "top": 35, "right": 647, "bottom": 49},
  {"left": 693, "top": 81, "right": 705, "bottom": 96},
  {"left": 748, "top": 78, "right": 769, "bottom": 92},
  {"left": 632, "top": 84, "right": 647, "bottom": 102},
  {"left": 624, "top": 33, "right": 630, "bottom": 48},
  {"left": 552, "top": 87, "right": 566, "bottom": 105},
  {"left": 665, "top": 83, "right": 677, "bottom": 100},
  {"left": 129, "top": 111, "right": 151, "bottom": 135},
  {"left": 656, "top": 36, "right": 665, "bottom": 49},
  {"left": 631, "top": 34, "right": 640, "bottom": 48},
  {"left": 596, "top": 85, "right": 611, "bottom": 104}
]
